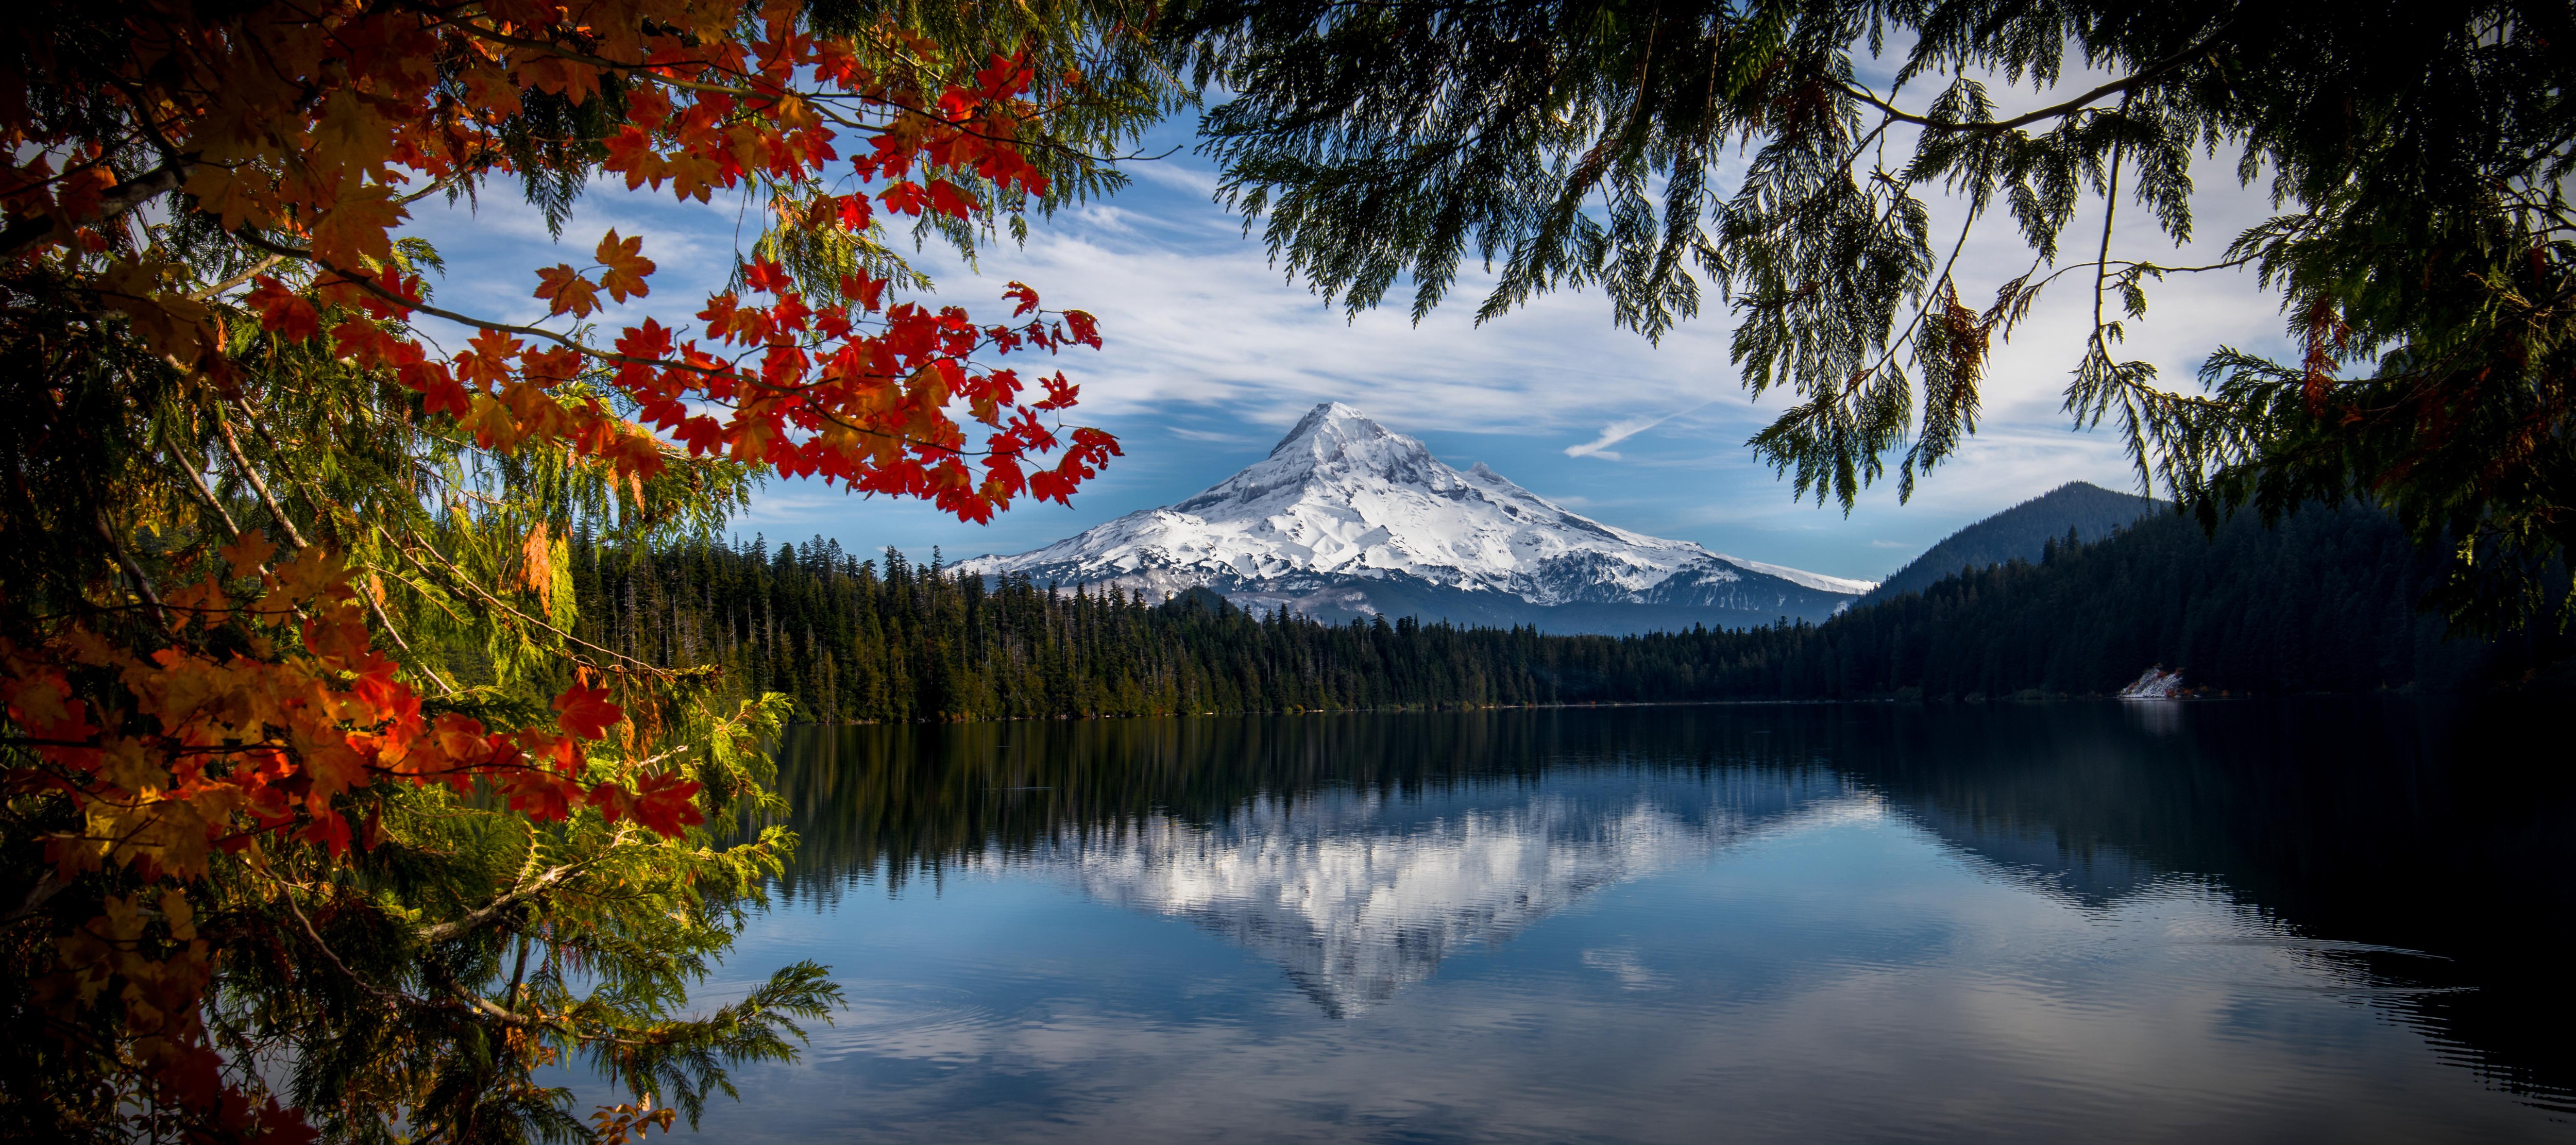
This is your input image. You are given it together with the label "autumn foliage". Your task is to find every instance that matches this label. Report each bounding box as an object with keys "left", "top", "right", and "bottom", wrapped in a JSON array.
[{"left": 0, "top": 0, "right": 1149, "bottom": 1138}]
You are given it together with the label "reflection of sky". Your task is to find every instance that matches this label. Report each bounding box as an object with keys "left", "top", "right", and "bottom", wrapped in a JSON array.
[{"left": 669, "top": 768, "right": 2569, "bottom": 1144}]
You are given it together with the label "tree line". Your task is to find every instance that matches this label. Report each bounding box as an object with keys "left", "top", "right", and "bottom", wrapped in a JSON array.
[{"left": 572, "top": 504, "right": 2572, "bottom": 724}]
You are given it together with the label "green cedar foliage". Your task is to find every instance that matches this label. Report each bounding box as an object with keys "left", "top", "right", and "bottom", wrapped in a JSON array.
[{"left": 1157, "top": 0, "right": 2576, "bottom": 630}]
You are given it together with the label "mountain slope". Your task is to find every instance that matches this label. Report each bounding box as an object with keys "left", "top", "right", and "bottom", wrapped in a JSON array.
[
  {"left": 1863, "top": 482, "right": 2163, "bottom": 603},
  {"left": 956, "top": 403, "right": 1871, "bottom": 633}
]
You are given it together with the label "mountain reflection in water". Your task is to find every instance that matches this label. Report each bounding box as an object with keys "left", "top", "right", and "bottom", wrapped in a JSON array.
[
  {"left": 1053, "top": 776, "right": 1872, "bottom": 1017},
  {"left": 727, "top": 700, "right": 2575, "bottom": 1142}
]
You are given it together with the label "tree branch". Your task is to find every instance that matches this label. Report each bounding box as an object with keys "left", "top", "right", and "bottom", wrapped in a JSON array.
[
  {"left": 212, "top": 400, "right": 311, "bottom": 550},
  {"left": 417, "top": 858, "right": 595, "bottom": 945},
  {"left": 0, "top": 160, "right": 189, "bottom": 262},
  {"left": 387, "top": 527, "right": 688, "bottom": 679},
  {"left": 1839, "top": 26, "right": 2234, "bottom": 137}
]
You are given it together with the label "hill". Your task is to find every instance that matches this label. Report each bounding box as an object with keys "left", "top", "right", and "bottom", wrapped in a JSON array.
[{"left": 1865, "top": 482, "right": 2162, "bottom": 603}]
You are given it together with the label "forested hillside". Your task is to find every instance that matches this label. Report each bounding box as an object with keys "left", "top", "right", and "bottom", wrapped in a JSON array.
[
  {"left": 568, "top": 506, "right": 2568, "bottom": 722},
  {"left": 1862, "top": 482, "right": 2162, "bottom": 602}
]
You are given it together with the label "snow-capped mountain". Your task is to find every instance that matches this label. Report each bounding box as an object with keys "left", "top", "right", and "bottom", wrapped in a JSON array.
[{"left": 956, "top": 403, "right": 1874, "bottom": 633}]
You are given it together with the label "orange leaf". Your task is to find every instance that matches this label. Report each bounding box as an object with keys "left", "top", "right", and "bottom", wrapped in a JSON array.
[
  {"left": 595, "top": 229, "right": 655, "bottom": 302},
  {"left": 534, "top": 264, "right": 601, "bottom": 317},
  {"left": 221, "top": 532, "right": 278, "bottom": 579},
  {"left": 519, "top": 521, "right": 553, "bottom": 596}
]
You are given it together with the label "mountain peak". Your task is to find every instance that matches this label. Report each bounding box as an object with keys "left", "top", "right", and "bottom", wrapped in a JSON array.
[
  {"left": 1272, "top": 401, "right": 1389, "bottom": 457},
  {"left": 957, "top": 407, "right": 1872, "bottom": 631}
]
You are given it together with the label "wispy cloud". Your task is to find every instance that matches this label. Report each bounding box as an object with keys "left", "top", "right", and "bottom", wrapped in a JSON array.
[
  {"left": 1565, "top": 399, "right": 1722, "bottom": 460},
  {"left": 395, "top": 111, "right": 2296, "bottom": 581},
  {"left": 1121, "top": 157, "right": 1224, "bottom": 199},
  {"left": 1164, "top": 425, "right": 1262, "bottom": 445}
]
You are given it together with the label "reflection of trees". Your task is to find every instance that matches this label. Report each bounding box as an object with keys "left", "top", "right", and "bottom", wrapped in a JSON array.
[
  {"left": 1820, "top": 699, "right": 2576, "bottom": 1113},
  {"left": 762, "top": 710, "right": 1809, "bottom": 900},
  {"left": 762, "top": 701, "right": 2575, "bottom": 1112}
]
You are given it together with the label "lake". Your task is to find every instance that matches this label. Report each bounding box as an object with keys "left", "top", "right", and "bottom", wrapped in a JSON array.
[{"left": 678, "top": 700, "right": 2576, "bottom": 1142}]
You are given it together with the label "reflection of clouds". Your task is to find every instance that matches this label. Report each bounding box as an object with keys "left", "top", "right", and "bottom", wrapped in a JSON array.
[
  {"left": 1582, "top": 947, "right": 1671, "bottom": 991},
  {"left": 694, "top": 811, "right": 2560, "bottom": 1145},
  {"left": 1019, "top": 774, "right": 1875, "bottom": 1016}
]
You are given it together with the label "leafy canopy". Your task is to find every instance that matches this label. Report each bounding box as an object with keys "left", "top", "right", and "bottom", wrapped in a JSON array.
[
  {"left": 0, "top": 0, "right": 1170, "bottom": 1140},
  {"left": 1163, "top": 0, "right": 2576, "bottom": 630}
]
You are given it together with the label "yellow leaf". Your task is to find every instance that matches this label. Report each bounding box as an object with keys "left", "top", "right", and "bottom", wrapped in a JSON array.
[
  {"left": 222, "top": 531, "right": 278, "bottom": 579},
  {"left": 159, "top": 890, "right": 196, "bottom": 942}
]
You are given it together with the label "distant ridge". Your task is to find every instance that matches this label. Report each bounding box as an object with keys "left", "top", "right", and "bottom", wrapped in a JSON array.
[{"left": 1864, "top": 482, "right": 2163, "bottom": 603}]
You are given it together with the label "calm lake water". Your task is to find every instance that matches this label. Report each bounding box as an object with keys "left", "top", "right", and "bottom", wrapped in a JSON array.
[{"left": 677, "top": 700, "right": 2576, "bottom": 1142}]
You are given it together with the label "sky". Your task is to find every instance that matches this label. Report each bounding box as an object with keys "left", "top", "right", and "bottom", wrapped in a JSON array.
[{"left": 402, "top": 61, "right": 2299, "bottom": 583}]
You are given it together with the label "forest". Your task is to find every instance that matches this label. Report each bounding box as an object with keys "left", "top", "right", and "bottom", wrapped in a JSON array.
[{"left": 570, "top": 503, "right": 2573, "bottom": 723}]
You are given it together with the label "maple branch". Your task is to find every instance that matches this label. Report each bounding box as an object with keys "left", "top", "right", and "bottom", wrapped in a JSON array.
[
  {"left": 233, "top": 231, "right": 708, "bottom": 378},
  {"left": 0, "top": 159, "right": 189, "bottom": 262},
  {"left": 231, "top": 231, "right": 1075, "bottom": 466},
  {"left": 403, "top": 6, "right": 1133, "bottom": 169}
]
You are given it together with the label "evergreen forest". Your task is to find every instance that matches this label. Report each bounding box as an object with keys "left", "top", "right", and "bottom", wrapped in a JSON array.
[{"left": 569, "top": 504, "right": 2573, "bottom": 723}]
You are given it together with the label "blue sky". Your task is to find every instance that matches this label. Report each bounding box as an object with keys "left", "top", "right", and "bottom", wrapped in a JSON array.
[{"left": 404, "top": 94, "right": 2295, "bottom": 582}]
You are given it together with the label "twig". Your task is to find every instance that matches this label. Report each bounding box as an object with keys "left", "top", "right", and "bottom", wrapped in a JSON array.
[
  {"left": 0, "top": 869, "right": 64, "bottom": 928},
  {"left": 1837, "top": 24, "right": 2234, "bottom": 138},
  {"left": 417, "top": 857, "right": 600, "bottom": 945},
  {"left": 93, "top": 506, "right": 170, "bottom": 631},
  {"left": 2091, "top": 107, "right": 2126, "bottom": 362},
  {"left": 387, "top": 527, "right": 681, "bottom": 678},
  {"left": 212, "top": 401, "right": 310, "bottom": 549},
  {"left": 278, "top": 879, "right": 544, "bottom": 1028}
]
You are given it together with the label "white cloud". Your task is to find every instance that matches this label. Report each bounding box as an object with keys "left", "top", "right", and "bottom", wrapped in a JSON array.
[
  {"left": 1565, "top": 399, "right": 1724, "bottom": 459},
  {"left": 389, "top": 82, "right": 2299, "bottom": 580}
]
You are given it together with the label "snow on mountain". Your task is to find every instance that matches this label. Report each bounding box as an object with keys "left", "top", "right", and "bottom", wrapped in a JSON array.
[{"left": 956, "top": 403, "right": 1874, "bottom": 631}]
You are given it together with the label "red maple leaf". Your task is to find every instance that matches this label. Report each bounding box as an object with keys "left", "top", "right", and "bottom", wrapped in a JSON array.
[
  {"left": 551, "top": 683, "right": 622, "bottom": 741},
  {"left": 245, "top": 276, "right": 323, "bottom": 342}
]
